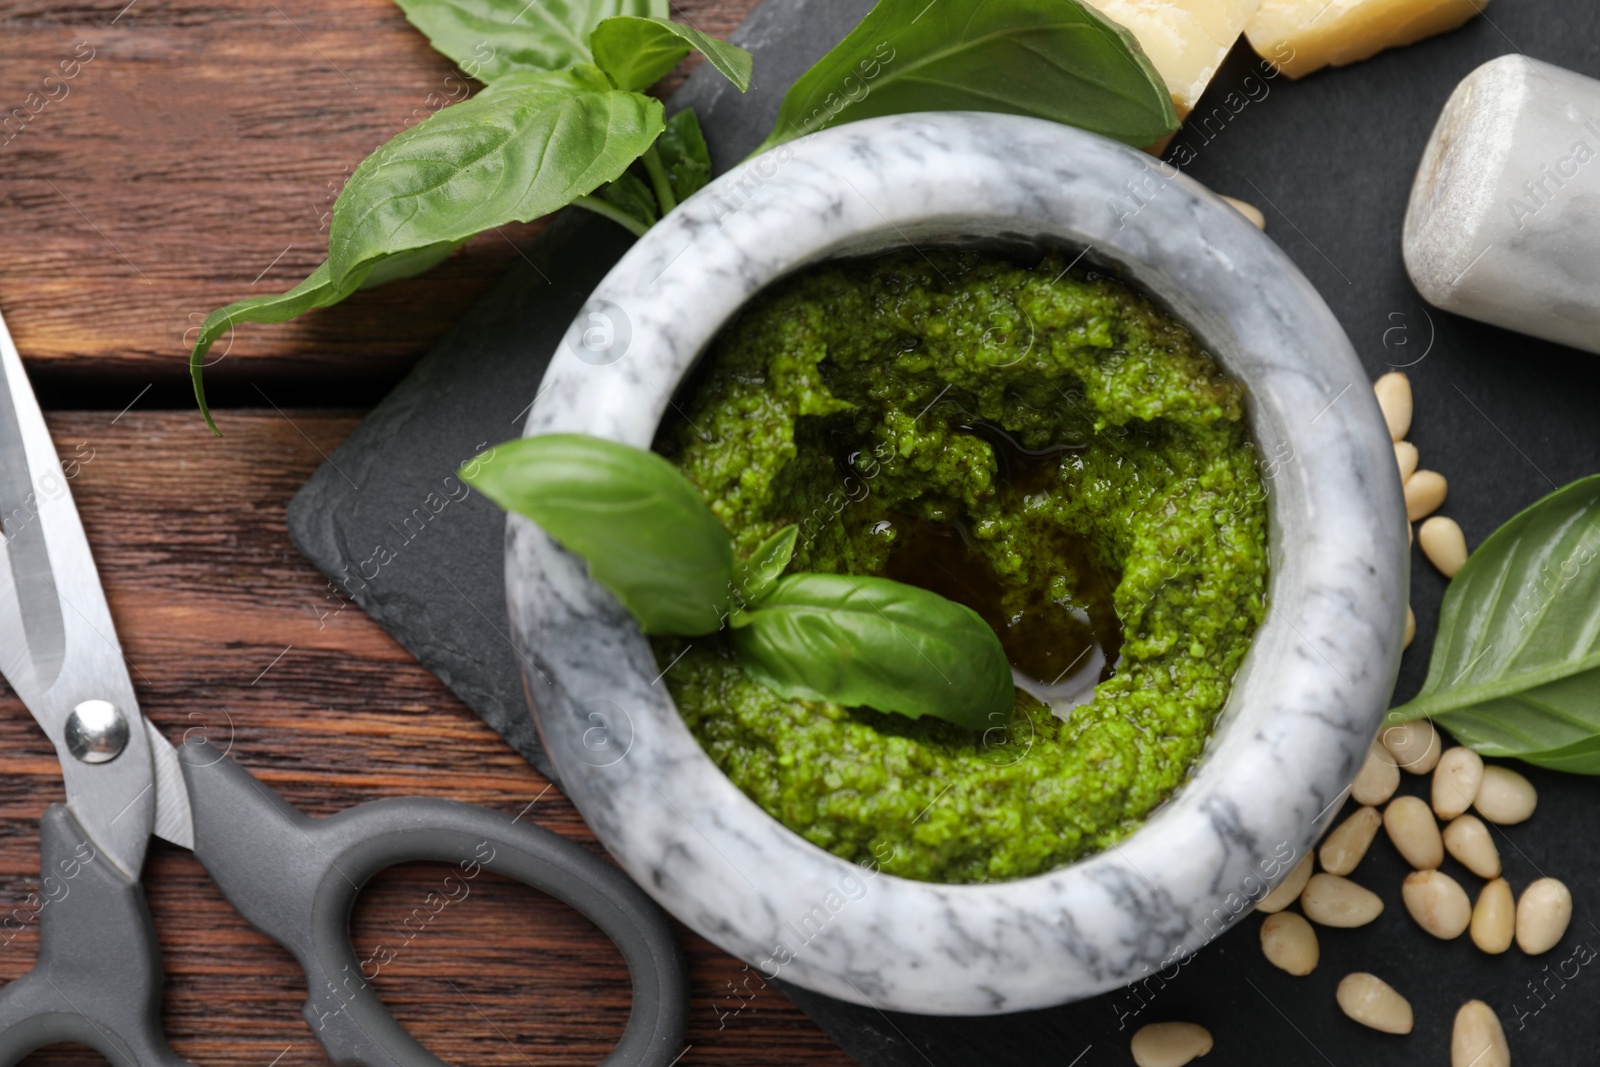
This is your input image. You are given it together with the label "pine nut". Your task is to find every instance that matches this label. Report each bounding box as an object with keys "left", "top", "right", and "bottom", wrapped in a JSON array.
[
  {"left": 1516, "top": 877, "right": 1572, "bottom": 955},
  {"left": 1403, "top": 869, "right": 1471, "bottom": 939},
  {"left": 1433, "top": 747, "right": 1484, "bottom": 820},
  {"left": 1383, "top": 719, "right": 1441, "bottom": 773},
  {"left": 1302, "top": 873, "right": 1385, "bottom": 928},
  {"left": 1130, "top": 1022, "right": 1213, "bottom": 1067},
  {"left": 1404, "top": 604, "right": 1415, "bottom": 648},
  {"left": 1471, "top": 878, "right": 1515, "bottom": 954},
  {"left": 1221, "top": 195, "right": 1266, "bottom": 230},
  {"left": 1442, "top": 814, "right": 1500, "bottom": 879},
  {"left": 1420, "top": 516, "right": 1469, "bottom": 577},
  {"left": 1374, "top": 372, "right": 1413, "bottom": 441},
  {"left": 1452, "top": 1000, "right": 1510, "bottom": 1067},
  {"left": 1336, "top": 972, "right": 1413, "bottom": 1034},
  {"left": 1475, "top": 765, "right": 1537, "bottom": 824},
  {"left": 1385, "top": 796, "right": 1444, "bottom": 869},
  {"left": 1394, "top": 440, "right": 1419, "bottom": 481},
  {"left": 1260, "top": 911, "right": 1319, "bottom": 976},
  {"left": 1405, "top": 470, "right": 1448, "bottom": 521},
  {"left": 1257, "top": 854, "right": 1314, "bottom": 913},
  {"left": 1320, "top": 807, "right": 1381, "bottom": 876},
  {"left": 1352, "top": 741, "right": 1400, "bottom": 806}
]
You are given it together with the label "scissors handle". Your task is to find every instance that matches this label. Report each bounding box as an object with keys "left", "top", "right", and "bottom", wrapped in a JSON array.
[
  {"left": 174, "top": 738, "right": 687, "bottom": 1067},
  {"left": 0, "top": 806, "right": 192, "bottom": 1067}
]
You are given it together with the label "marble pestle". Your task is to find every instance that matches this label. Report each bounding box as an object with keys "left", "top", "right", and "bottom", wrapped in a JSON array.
[{"left": 1403, "top": 55, "right": 1600, "bottom": 355}]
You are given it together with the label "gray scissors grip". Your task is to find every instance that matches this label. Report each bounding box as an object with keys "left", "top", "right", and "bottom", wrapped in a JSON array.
[
  {"left": 176, "top": 740, "right": 686, "bottom": 1067},
  {"left": 0, "top": 806, "right": 191, "bottom": 1067}
]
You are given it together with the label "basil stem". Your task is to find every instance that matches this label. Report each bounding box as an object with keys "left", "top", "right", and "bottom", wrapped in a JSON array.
[
  {"left": 640, "top": 145, "right": 677, "bottom": 214},
  {"left": 572, "top": 197, "right": 650, "bottom": 236}
]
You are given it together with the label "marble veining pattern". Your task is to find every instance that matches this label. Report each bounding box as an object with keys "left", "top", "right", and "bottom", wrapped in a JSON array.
[{"left": 505, "top": 113, "right": 1407, "bottom": 1014}]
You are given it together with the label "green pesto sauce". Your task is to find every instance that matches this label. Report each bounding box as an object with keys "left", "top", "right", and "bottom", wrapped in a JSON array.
[{"left": 654, "top": 250, "right": 1269, "bottom": 884}]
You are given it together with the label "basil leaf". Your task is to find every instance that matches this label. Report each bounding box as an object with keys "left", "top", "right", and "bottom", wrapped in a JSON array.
[
  {"left": 392, "top": 0, "right": 667, "bottom": 83},
  {"left": 595, "top": 170, "right": 659, "bottom": 230},
  {"left": 656, "top": 107, "right": 711, "bottom": 201},
  {"left": 591, "top": 15, "right": 753, "bottom": 92},
  {"left": 463, "top": 433, "right": 733, "bottom": 635},
  {"left": 327, "top": 71, "right": 663, "bottom": 288},
  {"left": 1389, "top": 475, "right": 1600, "bottom": 772},
  {"left": 730, "top": 573, "right": 1014, "bottom": 731},
  {"left": 736, "top": 525, "right": 797, "bottom": 608},
  {"left": 188, "top": 261, "right": 364, "bottom": 435},
  {"left": 754, "top": 0, "right": 1177, "bottom": 155}
]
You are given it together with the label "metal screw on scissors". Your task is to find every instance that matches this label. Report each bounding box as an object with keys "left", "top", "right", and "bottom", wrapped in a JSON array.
[{"left": 0, "top": 308, "right": 688, "bottom": 1067}]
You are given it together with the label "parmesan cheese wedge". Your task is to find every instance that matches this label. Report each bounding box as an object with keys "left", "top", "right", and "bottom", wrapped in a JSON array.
[
  {"left": 1245, "top": 0, "right": 1488, "bottom": 79},
  {"left": 1083, "top": 0, "right": 1263, "bottom": 117}
]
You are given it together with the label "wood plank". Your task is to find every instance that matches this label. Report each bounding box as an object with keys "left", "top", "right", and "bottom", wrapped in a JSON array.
[
  {"left": 0, "top": 0, "right": 751, "bottom": 405},
  {"left": 0, "top": 411, "right": 848, "bottom": 1067}
]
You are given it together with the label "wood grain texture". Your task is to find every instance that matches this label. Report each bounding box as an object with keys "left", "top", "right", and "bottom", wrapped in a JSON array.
[
  {"left": 0, "top": 411, "right": 849, "bottom": 1066},
  {"left": 0, "top": 0, "right": 748, "bottom": 406}
]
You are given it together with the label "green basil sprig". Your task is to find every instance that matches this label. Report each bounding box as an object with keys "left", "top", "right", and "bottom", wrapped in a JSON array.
[
  {"left": 188, "top": 2, "right": 748, "bottom": 434},
  {"left": 463, "top": 434, "right": 1015, "bottom": 730},
  {"left": 1388, "top": 474, "right": 1600, "bottom": 772},
  {"left": 189, "top": 0, "right": 1179, "bottom": 433},
  {"left": 752, "top": 0, "right": 1177, "bottom": 155}
]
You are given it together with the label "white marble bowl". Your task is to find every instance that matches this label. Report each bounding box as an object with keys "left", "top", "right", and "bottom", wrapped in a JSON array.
[{"left": 507, "top": 112, "right": 1407, "bottom": 1014}]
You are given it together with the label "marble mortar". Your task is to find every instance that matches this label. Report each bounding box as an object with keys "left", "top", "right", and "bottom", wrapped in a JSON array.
[{"left": 506, "top": 112, "right": 1407, "bottom": 1014}]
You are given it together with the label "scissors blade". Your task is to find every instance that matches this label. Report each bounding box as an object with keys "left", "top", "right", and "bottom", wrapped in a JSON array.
[
  {"left": 144, "top": 720, "right": 193, "bottom": 849},
  {"left": 0, "top": 307, "right": 153, "bottom": 878}
]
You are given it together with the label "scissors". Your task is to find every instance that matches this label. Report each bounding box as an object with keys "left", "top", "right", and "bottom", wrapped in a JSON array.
[{"left": 0, "top": 308, "right": 687, "bottom": 1067}]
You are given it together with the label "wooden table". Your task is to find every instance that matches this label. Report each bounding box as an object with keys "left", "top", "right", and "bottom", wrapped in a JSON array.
[{"left": 0, "top": 3, "right": 851, "bottom": 1064}]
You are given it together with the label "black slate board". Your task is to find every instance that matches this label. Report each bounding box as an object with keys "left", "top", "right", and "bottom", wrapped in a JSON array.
[{"left": 289, "top": 3, "right": 1600, "bottom": 1063}]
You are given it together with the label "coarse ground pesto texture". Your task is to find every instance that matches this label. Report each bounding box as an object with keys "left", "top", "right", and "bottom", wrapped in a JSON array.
[{"left": 653, "top": 249, "right": 1270, "bottom": 884}]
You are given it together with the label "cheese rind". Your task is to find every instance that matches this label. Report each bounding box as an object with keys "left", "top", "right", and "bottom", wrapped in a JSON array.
[
  {"left": 1083, "top": 0, "right": 1263, "bottom": 117},
  {"left": 1246, "top": 0, "right": 1487, "bottom": 79}
]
